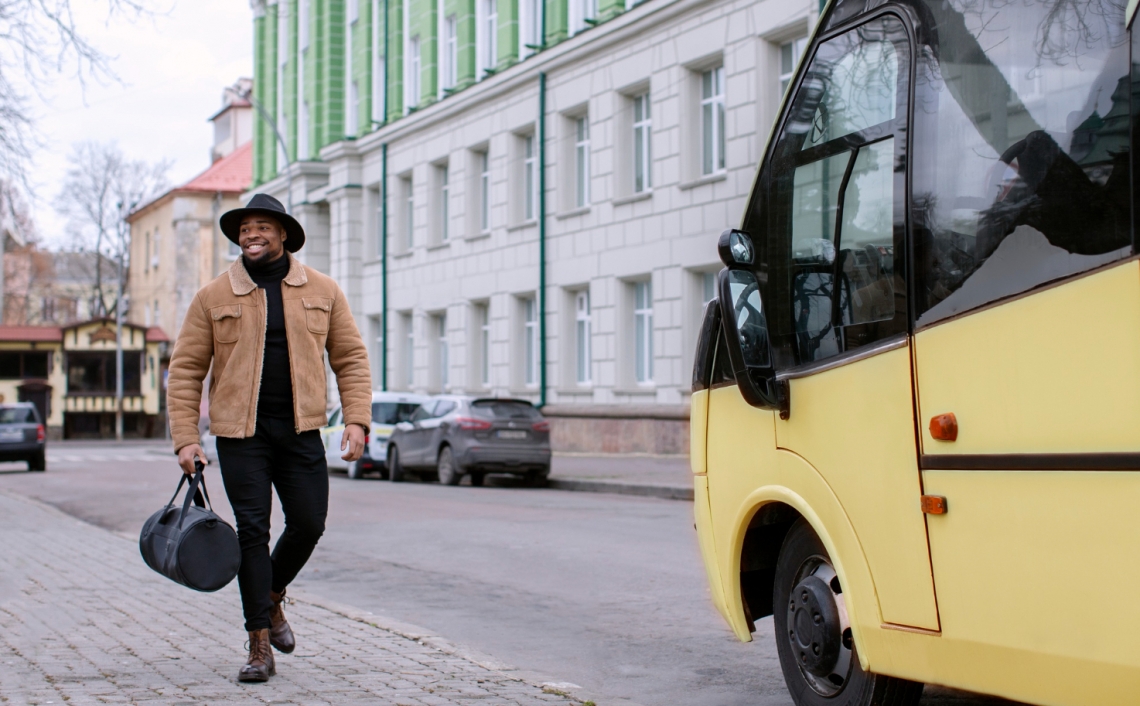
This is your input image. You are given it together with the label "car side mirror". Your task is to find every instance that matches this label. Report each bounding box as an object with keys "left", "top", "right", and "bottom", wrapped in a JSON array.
[{"left": 717, "top": 265, "right": 788, "bottom": 416}]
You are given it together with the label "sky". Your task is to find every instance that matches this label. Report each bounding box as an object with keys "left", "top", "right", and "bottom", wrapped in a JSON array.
[{"left": 23, "top": 0, "right": 253, "bottom": 248}]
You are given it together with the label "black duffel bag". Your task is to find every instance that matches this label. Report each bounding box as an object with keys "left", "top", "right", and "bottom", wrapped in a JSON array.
[{"left": 140, "top": 463, "right": 240, "bottom": 592}]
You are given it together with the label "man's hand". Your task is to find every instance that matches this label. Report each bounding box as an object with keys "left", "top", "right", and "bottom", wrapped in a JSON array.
[
  {"left": 177, "top": 444, "right": 208, "bottom": 475},
  {"left": 341, "top": 424, "right": 367, "bottom": 462}
]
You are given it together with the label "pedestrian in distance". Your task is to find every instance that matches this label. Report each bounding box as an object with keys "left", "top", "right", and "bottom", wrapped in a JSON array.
[{"left": 166, "top": 193, "right": 372, "bottom": 682}]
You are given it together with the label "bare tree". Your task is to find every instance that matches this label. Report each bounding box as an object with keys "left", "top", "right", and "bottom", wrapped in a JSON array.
[
  {"left": 54, "top": 140, "right": 168, "bottom": 317},
  {"left": 0, "top": 0, "right": 154, "bottom": 191}
]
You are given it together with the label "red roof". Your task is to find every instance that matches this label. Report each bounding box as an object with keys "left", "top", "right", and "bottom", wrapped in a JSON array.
[
  {"left": 145, "top": 326, "right": 170, "bottom": 342},
  {"left": 0, "top": 326, "right": 62, "bottom": 342},
  {"left": 181, "top": 141, "right": 253, "bottom": 193}
]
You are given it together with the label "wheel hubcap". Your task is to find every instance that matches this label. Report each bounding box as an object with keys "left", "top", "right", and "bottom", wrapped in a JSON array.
[{"left": 786, "top": 560, "right": 853, "bottom": 696}]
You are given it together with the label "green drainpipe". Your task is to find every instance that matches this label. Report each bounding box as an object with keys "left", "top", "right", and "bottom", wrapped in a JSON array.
[
  {"left": 538, "top": 72, "right": 548, "bottom": 408},
  {"left": 381, "top": 142, "right": 389, "bottom": 391}
]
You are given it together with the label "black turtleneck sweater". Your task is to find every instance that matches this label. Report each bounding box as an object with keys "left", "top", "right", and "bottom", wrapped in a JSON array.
[{"left": 245, "top": 254, "right": 294, "bottom": 420}]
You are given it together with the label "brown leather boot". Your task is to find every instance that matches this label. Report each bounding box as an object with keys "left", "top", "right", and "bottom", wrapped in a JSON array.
[
  {"left": 268, "top": 589, "right": 295, "bottom": 654},
  {"left": 237, "top": 628, "right": 276, "bottom": 682}
]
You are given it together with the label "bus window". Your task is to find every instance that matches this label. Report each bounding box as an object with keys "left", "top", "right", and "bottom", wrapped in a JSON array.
[
  {"left": 912, "top": 0, "right": 1131, "bottom": 325},
  {"left": 759, "top": 14, "right": 910, "bottom": 367}
]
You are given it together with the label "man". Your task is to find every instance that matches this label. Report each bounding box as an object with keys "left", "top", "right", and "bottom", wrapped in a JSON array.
[{"left": 166, "top": 193, "right": 372, "bottom": 682}]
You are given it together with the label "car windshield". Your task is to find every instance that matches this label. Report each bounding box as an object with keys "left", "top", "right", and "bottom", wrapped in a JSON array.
[
  {"left": 0, "top": 407, "right": 34, "bottom": 423},
  {"left": 373, "top": 402, "right": 421, "bottom": 424},
  {"left": 471, "top": 400, "right": 541, "bottom": 420}
]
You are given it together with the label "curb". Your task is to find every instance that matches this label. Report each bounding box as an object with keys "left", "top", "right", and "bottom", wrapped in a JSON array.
[{"left": 546, "top": 478, "right": 694, "bottom": 501}]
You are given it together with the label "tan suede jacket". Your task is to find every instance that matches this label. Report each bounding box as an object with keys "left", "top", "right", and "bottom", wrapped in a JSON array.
[{"left": 167, "top": 253, "right": 372, "bottom": 453}]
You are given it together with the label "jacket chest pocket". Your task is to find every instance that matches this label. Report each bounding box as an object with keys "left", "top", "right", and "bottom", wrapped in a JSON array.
[
  {"left": 302, "top": 297, "right": 332, "bottom": 334},
  {"left": 210, "top": 305, "right": 242, "bottom": 343}
]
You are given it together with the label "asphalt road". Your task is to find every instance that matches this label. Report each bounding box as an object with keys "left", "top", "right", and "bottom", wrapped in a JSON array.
[{"left": 0, "top": 441, "right": 1023, "bottom": 706}]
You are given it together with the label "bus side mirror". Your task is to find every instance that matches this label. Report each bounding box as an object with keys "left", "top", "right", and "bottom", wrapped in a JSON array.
[{"left": 717, "top": 266, "right": 788, "bottom": 416}]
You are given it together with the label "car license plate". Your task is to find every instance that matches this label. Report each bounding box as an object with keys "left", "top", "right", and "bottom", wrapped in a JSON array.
[
  {"left": 0, "top": 430, "right": 23, "bottom": 442},
  {"left": 497, "top": 430, "right": 527, "bottom": 440}
]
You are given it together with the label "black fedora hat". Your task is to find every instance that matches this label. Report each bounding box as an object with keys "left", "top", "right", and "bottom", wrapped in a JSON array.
[{"left": 220, "top": 193, "right": 305, "bottom": 253}]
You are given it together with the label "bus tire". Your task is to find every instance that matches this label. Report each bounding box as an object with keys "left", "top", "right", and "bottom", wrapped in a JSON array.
[{"left": 773, "top": 518, "right": 923, "bottom": 706}]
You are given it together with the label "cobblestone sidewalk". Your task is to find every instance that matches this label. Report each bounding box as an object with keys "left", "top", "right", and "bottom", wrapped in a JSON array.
[{"left": 0, "top": 490, "right": 584, "bottom": 706}]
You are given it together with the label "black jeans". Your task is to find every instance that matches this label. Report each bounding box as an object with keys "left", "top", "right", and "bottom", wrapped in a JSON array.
[{"left": 216, "top": 416, "right": 328, "bottom": 632}]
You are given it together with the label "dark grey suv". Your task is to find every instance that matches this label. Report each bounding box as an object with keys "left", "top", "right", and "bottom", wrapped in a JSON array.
[
  {"left": 0, "top": 403, "right": 46, "bottom": 471},
  {"left": 386, "top": 396, "right": 551, "bottom": 486}
]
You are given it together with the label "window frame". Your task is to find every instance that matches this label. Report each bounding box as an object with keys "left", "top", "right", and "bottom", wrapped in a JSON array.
[
  {"left": 575, "top": 289, "right": 591, "bottom": 385},
  {"left": 633, "top": 280, "right": 653, "bottom": 384},
  {"left": 739, "top": 9, "right": 914, "bottom": 375},
  {"left": 633, "top": 93, "right": 652, "bottom": 193},
  {"left": 523, "top": 296, "right": 539, "bottom": 387},
  {"left": 575, "top": 115, "right": 590, "bottom": 208},
  {"left": 700, "top": 66, "right": 726, "bottom": 176}
]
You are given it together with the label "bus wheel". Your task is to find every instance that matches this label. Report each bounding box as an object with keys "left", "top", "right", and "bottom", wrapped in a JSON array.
[{"left": 773, "top": 519, "right": 923, "bottom": 706}]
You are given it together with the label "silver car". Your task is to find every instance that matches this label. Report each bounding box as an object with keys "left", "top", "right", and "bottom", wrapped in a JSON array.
[
  {"left": 323, "top": 391, "right": 430, "bottom": 479},
  {"left": 386, "top": 396, "right": 551, "bottom": 486}
]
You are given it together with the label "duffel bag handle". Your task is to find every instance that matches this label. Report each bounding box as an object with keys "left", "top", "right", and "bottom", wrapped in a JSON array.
[{"left": 176, "top": 462, "right": 215, "bottom": 531}]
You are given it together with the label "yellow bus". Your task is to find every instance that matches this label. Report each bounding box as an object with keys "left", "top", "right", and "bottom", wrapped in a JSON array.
[{"left": 690, "top": 0, "right": 1140, "bottom": 703}]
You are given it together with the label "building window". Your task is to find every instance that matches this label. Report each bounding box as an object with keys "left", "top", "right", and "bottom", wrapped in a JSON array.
[
  {"left": 372, "top": 0, "right": 385, "bottom": 124},
  {"left": 347, "top": 81, "right": 359, "bottom": 136},
  {"left": 779, "top": 36, "right": 808, "bottom": 95},
  {"left": 700, "top": 66, "right": 725, "bottom": 175},
  {"left": 67, "top": 352, "right": 140, "bottom": 394},
  {"left": 442, "top": 15, "right": 457, "bottom": 92},
  {"left": 570, "top": 0, "right": 596, "bottom": 34},
  {"left": 401, "top": 312, "right": 414, "bottom": 388},
  {"left": 151, "top": 229, "right": 160, "bottom": 269},
  {"left": 299, "top": 100, "right": 310, "bottom": 160},
  {"left": 702, "top": 271, "right": 716, "bottom": 304},
  {"left": 401, "top": 174, "right": 414, "bottom": 250},
  {"left": 479, "top": 151, "right": 491, "bottom": 233},
  {"left": 479, "top": 303, "right": 491, "bottom": 386},
  {"left": 634, "top": 280, "right": 653, "bottom": 383},
  {"left": 633, "top": 93, "right": 651, "bottom": 193},
  {"left": 368, "top": 315, "right": 382, "bottom": 384},
  {"left": 522, "top": 0, "right": 542, "bottom": 56},
  {"left": 479, "top": 0, "right": 497, "bottom": 75},
  {"left": 524, "top": 134, "right": 536, "bottom": 221},
  {"left": 574, "top": 116, "right": 590, "bottom": 208},
  {"left": 434, "top": 313, "right": 448, "bottom": 388},
  {"left": 524, "top": 296, "right": 538, "bottom": 387},
  {"left": 300, "top": 0, "right": 310, "bottom": 48},
  {"left": 436, "top": 163, "right": 450, "bottom": 242},
  {"left": 406, "top": 36, "right": 421, "bottom": 112},
  {"left": 575, "top": 290, "right": 591, "bottom": 385},
  {"left": 277, "top": 1, "right": 289, "bottom": 169}
]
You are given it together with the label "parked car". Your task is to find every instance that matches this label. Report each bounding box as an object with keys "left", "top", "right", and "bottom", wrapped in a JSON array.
[
  {"left": 322, "top": 391, "right": 429, "bottom": 479},
  {"left": 0, "top": 403, "right": 46, "bottom": 471},
  {"left": 386, "top": 396, "right": 551, "bottom": 486}
]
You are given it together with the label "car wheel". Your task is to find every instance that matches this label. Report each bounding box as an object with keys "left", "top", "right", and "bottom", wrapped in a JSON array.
[
  {"left": 387, "top": 445, "right": 405, "bottom": 483},
  {"left": 469, "top": 472, "right": 485, "bottom": 487},
  {"left": 28, "top": 451, "right": 45, "bottom": 472},
  {"left": 774, "top": 519, "right": 924, "bottom": 706},
  {"left": 525, "top": 467, "right": 549, "bottom": 488},
  {"left": 437, "top": 446, "right": 461, "bottom": 486},
  {"left": 346, "top": 460, "right": 363, "bottom": 479}
]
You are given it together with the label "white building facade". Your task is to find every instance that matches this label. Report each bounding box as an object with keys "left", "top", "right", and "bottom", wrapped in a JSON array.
[{"left": 251, "top": 0, "right": 816, "bottom": 453}]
